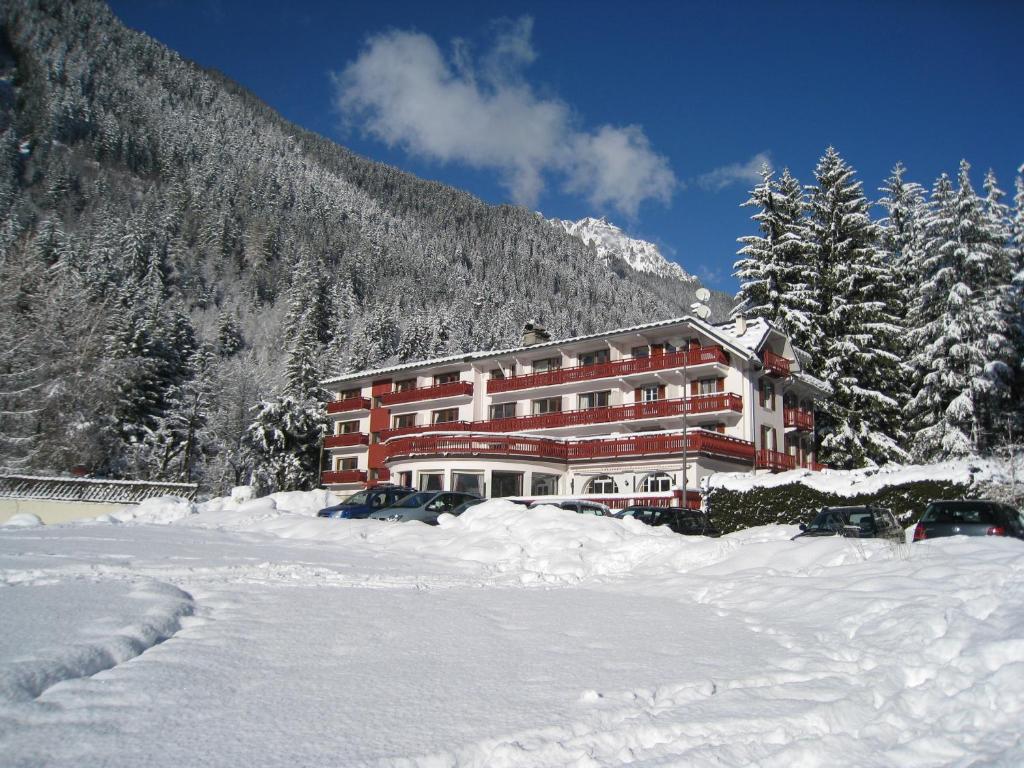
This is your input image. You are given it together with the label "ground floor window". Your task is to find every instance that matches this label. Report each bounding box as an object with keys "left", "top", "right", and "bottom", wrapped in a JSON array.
[
  {"left": 419, "top": 472, "right": 444, "bottom": 491},
  {"left": 398, "top": 471, "right": 413, "bottom": 488},
  {"left": 492, "top": 471, "right": 523, "bottom": 497},
  {"left": 531, "top": 473, "right": 559, "bottom": 496},
  {"left": 585, "top": 474, "right": 618, "bottom": 494},
  {"left": 639, "top": 472, "right": 673, "bottom": 492},
  {"left": 452, "top": 472, "right": 484, "bottom": 496}
]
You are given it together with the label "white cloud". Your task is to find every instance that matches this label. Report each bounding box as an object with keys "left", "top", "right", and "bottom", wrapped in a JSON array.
[
  {"left": 333, "top": 19, "right": 676, "bottom": 216},
  {"left": 695, "top": 152, "right": 772, "bottom": 192}
]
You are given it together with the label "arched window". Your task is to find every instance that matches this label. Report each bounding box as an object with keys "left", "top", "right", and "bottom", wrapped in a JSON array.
[
  {"left": 585, "top": 475, "right": 618, "bottom": 494},
  {"left": 639, "top": 472, "right": 673, "bottom": 493}
]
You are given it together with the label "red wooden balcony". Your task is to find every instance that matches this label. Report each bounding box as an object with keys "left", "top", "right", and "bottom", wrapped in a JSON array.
[
  {"left": 755, "top": 449, "right": 797, "bottom": 472},
  {"left": 324, "top": 432, "right": 370, "bottom": 448},
  {"left": 379, "top": 380, "right": 473, "bottom": 406},
  {"left": 321, "top": 469, "right": 368, "bottom": 484},
  {"left": 483, "top": 394, "right": 743, "bottom": 433},
  {"left": 378, "top": 395, "right": 742, "bottom": 441},
  {"left": 383, "top": 430, "right": 756, "bottom": 465},
  {"left": 783, "top": 407, "right": 814, "bottom": 431},
  {"left": 327, "top": 396, "right": 371, "bottom": 414},
  {"left": 761, "top": 350, "right": 791, "bottom": 378},
  {"left": 487, "top": 346, "right": 729, "bottom": 394}
]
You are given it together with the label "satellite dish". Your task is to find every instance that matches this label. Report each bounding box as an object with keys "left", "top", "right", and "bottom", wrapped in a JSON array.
[
  {"left": 695, "top": 288, "right": 711, "bottom": 302},
  {"left": 695, "top": 304, "right": 712, "bottom": 320}
]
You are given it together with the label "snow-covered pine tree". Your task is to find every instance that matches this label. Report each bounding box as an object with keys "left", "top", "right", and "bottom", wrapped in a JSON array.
[
  {"left": 808, "top": 147, "right": 908, "bottom": 467},
  {"left": 246, "top": 395, "right": 327, "bottom": 493},
  {"left": 216, "top": 309, "right": 244, "bottom": 357},
  {"left": 878, "top": 163, "right": 927, "bottom": 329},
  {"left": 733, "top": 165, "right": 820, "bottom": 361},
  {"left": 906, "top": 163, "right": 1018, "bottom": 459}
]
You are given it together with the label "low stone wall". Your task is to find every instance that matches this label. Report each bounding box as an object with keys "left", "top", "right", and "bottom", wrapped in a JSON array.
[{"left": 0, "top": 498, "right": 132, "bottom": 525}]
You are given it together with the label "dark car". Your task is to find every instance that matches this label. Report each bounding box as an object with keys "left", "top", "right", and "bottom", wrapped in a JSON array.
[
  {"left": 793, "top": 505, "right": 903, "bottom": 543},
  {"left": 913, "top": 500, "right": 1024, "bottom": 541},
  {"left": 368, "top": 491, "right": 482, "bottom": 524},
  {"left": 527, "top": 499, "right": 612, "bottom": 516},
  {"left": 316, "top": 485, "right": 414, "bottom": 519},
  {"left": 618, "top": 505, "right": 721, "bottom": 537}
]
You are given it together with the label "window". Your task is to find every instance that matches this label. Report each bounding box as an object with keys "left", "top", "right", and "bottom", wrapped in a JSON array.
[
  {"left": 336, "top": 457, "right": 357, "bottom": 471},
  {"left": 531, "top": 473, "right": 559, "bottom": 496},
  {"left": 631, "top": 345, "right": 649, "bottom": 359},
  {"left": 418, "top": 472, "right": 444, "bottom": 492},
  {"left": 578, "top": 349, "right": 609, "bottom": 367},
  {"left": 452, "top": 472, "right": 484, "bottom": 496},
  {"left": 392, "top": 413, "right": 416, "bottom": 429},
  {"left": 489, "top": 368, "right": 506, "bottom": 380},
  {"left": 639, "top": 472, "right": 673, "bottom": 493},
  {"left": 761, "top": 425, "right": 777, "bottom": 451},
  {"left": 337, "top": 420, "right": 360, "bottom": 434},
  {"left": 640, "top": 384, "right": 661, "bottom": 402},
  {"left": 585, "top": 475, "right": 618, "bottom": 494},
  {"left": 398, "top": 471, "right": 413, "bottom": 488},
  {"left": 697, "top": 378, "right": 719, "bottom": 396},
  {"left": 434, "top": 371, "right": 459, "bottom": 385},
  {"left": 491, "top": 471, "right": 523, "bottom": 497},
  {"left": 489, "top": 402, "right": 517, "bottom": 420},
  {"left": 340, "top": 388, "right": 361, "bottom": 400},
  {"left": 532, "top": 356, "right": 561, "bottom": 373},
  {"left": 393, "top": 379, "right": 417, "bottom": 392},
  {"left": 532, "top": 397, "right": 562, "bottom": 415},
  {"left": 432, "top": 408, "right": 459, "bottom": 424},
  {"left": 759, "top": 379, "right": 776, "bottom": 410},
  {"left": 578, "top": 391, "right": 610, "bottom": 410}
]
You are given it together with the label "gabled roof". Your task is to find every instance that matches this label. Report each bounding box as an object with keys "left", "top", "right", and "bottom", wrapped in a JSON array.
[
  {"left": 322, "top": 315, "right": 776, "bottom": 386},
  {"left": 0, "top": 474, "right": 198, "bottom": 504}
]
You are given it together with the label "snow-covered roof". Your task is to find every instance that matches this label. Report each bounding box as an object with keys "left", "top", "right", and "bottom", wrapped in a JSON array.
[
  {"left": 0, "top": 474, "right": 198, "bottom": 504},
  {"left": 323, "top": 315, "right": 770, "bottom": 386}
]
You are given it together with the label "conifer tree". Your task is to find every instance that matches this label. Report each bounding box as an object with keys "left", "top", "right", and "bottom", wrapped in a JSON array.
[{"left": 808, "top": 148, "right": 907, "bottom": 467}]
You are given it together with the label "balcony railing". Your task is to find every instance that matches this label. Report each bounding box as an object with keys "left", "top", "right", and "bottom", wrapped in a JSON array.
[
  {"left": 378, "top": 395, "right": 742, "bottom": 441},
  {"left": 383, "top": 430, "right": 757, "bottom": 465},
  {"left": 755, "top": 450, "right": 797, "bottom": 472},
  {"left": 324, "top": 433, "right": 370, "bottom": 448},
  {"left": 379, "top": 380, "right": 473, "bottom": 406},
  {"left": 761, "top": 350, "right": 791, "bottom": 378},
  {"left": 327, "top": 397, "right": 371, "bottom": 414},
  {"left": 487, "top": 346, "right": 729, "bottom": 394},
  {"left": 321, "top": 469, "right": 368, "bottom": 484},
  {"left": 783, "top": 407, "right": 814, "bottom": 431}
]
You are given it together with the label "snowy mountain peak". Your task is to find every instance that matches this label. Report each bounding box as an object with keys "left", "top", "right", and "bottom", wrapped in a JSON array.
[{"left": 549, "top": 216, "right": 695, "bottom": 283}]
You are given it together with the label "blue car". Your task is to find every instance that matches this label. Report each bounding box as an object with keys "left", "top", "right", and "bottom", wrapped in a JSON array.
[{"left": 317, "top": 486, "right": 414, "bottom": 519}]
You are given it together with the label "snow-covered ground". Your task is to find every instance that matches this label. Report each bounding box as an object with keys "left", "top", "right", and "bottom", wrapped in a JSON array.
[{"left": 1, "top": 491, "right": 1022, "bottom": 766}]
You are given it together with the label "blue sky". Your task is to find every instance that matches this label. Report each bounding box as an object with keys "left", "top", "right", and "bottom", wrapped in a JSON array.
[{"left": 109, "top": 1, "right": 1023, "bottom": 292}]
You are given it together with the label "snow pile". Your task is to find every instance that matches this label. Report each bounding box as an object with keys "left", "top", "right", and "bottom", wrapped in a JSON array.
[
  {"left": 706, "top": 457, "right": 1008, "bottom": 495},
  {"left": 113, "top": 495, "right": 196, "bottom": 525},
  {"left": 1, "top": 513, "right": 43, "bottom": 528}
]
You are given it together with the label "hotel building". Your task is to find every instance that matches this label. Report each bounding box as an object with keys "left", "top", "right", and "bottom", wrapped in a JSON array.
[{"left": 320, "top": 316, "right": 829, "bottom": 509}]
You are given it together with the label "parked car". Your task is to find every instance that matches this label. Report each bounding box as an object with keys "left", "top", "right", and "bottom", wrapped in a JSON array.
[
  {"left": 527, "top": 499, "right": 612, "bottom": 516},
  {"left": 792, "top": 505, "right": 903, "bottom": 543},
  {"left": 913, "top": 500, "right": 1024, "bottom": 541},
  {"left": 317, "top": 485, "right": 414, "bottom": 519},
  {"left": 368, "top": 491, "right": 481, "bottom": 524},
  {"left": 618, "top": 505, "right": 721, "bottom": 537}
]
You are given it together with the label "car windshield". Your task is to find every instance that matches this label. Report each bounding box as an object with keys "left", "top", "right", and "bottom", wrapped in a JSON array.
[
  {"left": 391, "top": 492, "right": 434, "bottom": 509},
  {"left": 922, "top": 503, "right": 998, "bottom": 524},
  {"left": 341, "top": 491, "right": 370, "bottom": 506},
  {"left": 805, "top": 509, "right": 850, "bottom": 532}
]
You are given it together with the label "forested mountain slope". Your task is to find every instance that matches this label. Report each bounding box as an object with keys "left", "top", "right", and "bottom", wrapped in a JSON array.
[{"left": 0, "top": 0, "right": 708, "bottom": 487}]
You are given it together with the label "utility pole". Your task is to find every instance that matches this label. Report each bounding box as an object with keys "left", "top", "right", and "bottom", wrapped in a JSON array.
[{"left": 681, "top": 347, "right": 688, "bottom": 509}]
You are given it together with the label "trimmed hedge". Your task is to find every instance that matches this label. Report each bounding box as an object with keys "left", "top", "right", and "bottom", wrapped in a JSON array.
[{"left": 705, "top": 478, "right": 979, "bottom": 534}]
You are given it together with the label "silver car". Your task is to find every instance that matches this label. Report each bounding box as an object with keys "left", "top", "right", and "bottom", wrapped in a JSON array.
[{"left": 368, "top": 491, "right": 482, "bottom": 525}]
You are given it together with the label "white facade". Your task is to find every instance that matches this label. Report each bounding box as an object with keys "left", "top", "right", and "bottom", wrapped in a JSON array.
[{"left": 320, "top": 316, "right": 829, "bottom": 508}]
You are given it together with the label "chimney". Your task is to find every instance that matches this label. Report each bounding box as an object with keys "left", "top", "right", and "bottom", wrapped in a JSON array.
[
  {"left": 521, "top": 322, "right": 551, "bottom": 346},
  {"left": 734, "top": 315, "right": 747, "bottom": 337}
]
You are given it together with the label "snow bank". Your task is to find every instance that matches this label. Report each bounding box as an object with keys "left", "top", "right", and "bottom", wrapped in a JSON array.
[
  {"left": 1, "top": 513, "right": 43, "bottom": 528},
  {"left": 113, "top": 495, "right": 196, "bottom": 525},
  {"left": 706, "top": 458, "right": 1007, "bottom": 495}
]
